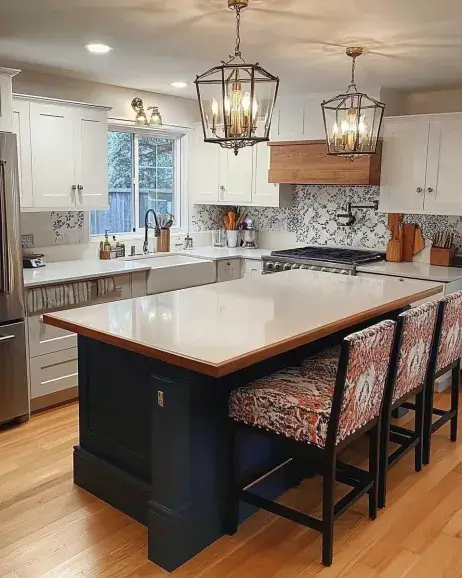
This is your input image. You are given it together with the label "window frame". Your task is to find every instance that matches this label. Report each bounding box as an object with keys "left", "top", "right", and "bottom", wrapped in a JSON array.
[{"left": 90, "top": 121, "right": 189, "bottom": 238}]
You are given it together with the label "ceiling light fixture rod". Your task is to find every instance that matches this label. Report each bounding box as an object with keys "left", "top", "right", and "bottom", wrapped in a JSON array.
[{"left": 346, "top": 47, "right": 363, "bottom": 92}]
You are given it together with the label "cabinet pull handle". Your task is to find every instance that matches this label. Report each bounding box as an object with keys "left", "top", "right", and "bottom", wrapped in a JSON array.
[
  {"left": 0, "top": 334, "right": 15, "bottom": 344},
  {"left": 416, "top": 187, "right": 423, "bottom": 193},
  {"left": 77, "top": 185, "right": 84, "bottom": 191},
  {"left": 71, "top": 185, "right": 77, "bottom": 191},
  {"left": 427, "top": 187, "right": 434, "bottom": 193}
]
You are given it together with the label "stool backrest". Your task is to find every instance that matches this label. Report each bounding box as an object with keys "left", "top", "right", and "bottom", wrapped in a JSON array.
[
  {"left": 437, "top": 290, "right": 462, "bottom": 373},
  {"left": 328, "top": 319, "right": 396, "bottom": 447},
  {"left": 392, "top": 302, "right": 439, "bottom": 403}
]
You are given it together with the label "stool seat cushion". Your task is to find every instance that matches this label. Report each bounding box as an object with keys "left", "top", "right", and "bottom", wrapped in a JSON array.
[
  {"left": 437, "top": 291, "right": 462, "bottom": 372},
  {"left": 229, "top": 347, "right": 341, "bottom": 448}
]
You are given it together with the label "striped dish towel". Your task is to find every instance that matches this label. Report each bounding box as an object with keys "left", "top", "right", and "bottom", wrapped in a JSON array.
[
  {"left": 27, "top": 281, "right": 92, "bottom": 314},
  {"left": 96, "top": 277, "right": 117, "bottom": 297}
]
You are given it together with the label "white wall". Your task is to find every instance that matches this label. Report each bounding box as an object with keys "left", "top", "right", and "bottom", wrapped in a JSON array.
[
  {"left": 13, "top": 70, "right": 200, "bottom": 128},
  {"left": 405, "top": 87, "right": 462, "bottom": 115}
]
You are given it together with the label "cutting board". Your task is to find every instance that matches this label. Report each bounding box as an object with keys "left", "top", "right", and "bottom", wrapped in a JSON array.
[
  {"left": 402, "top": 224, "right": 416, "bottom": 262},
  {"left": 386, "top": 214, "right": 403, "bottom": 262}
]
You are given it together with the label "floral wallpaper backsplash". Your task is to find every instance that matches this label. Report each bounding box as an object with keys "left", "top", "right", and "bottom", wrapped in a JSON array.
[
  {"left": 51, "top": 211, "right": 85, "bottom": 244},
  {"left": 21, "top": 211, "right": 87, "bottom": 247},
  {"left": 192, "top": 185, "right": 462, "bottom": 250}
]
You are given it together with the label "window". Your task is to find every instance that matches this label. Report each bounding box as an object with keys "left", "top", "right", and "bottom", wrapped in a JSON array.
[{"left": 90, "top": 130, "right": 178, "bottom": 236}]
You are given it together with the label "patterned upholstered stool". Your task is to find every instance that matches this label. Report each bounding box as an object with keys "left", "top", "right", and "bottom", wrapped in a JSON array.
[
  {"left": 227, "top": 320, "right": 396, "bottom": 567},
  {"left": 423, "top": 290, "right": 462, "bottom": 464},
  {"left": 379, "top": 301, "right": 439, "bottom": 508}
]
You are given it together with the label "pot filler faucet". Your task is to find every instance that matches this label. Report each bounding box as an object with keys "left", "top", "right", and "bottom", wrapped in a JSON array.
[{"left": 143, "top": 209, "right": 160, "bottom": 254}]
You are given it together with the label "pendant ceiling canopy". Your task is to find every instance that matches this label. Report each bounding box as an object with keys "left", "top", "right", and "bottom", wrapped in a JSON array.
[
  {"left": 321, "top": 48, "right": 385, "bottom": 160},
  {"left": 194, "top": 0, "right": 279, "bottom": 156}
]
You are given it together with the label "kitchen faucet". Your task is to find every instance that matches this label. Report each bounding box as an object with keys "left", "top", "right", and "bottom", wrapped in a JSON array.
[{"left": 143, "top": 209, "right": 160, "bottom": 254}]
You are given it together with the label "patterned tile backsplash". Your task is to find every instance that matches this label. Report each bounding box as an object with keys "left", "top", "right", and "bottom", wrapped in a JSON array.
[
  {"left": 192, "top": 185, "right": 462, "bottom": 250},
  {"left": 21, "top": 211, "right": 87, "bottom": 247}
]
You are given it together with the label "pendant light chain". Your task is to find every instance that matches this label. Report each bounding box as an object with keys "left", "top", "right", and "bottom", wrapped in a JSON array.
[
  {"left": 348, "top": 55, "right": 357, "bottom": 93},
  {"left": 234, "top": 7, "right": 242, "bottom": 57}
]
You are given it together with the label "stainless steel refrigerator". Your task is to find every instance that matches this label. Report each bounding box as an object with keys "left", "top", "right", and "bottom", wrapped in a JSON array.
[{"left": 0, "top": 132, "right": 29, "bottom": 425}]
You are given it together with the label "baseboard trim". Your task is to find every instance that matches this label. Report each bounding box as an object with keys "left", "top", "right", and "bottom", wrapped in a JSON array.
[{"left": 31, "top": 387, "right": 78, "bottom": 413}]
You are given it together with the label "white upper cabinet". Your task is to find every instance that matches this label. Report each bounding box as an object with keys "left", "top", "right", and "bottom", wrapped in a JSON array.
[
  {"left": 424, "top": 118, "right": 462, "bottom": 214},
  {"left": 379, "top": 116, "right": 428, "bottom": 213},
  {"left": 0, "top": 68, "right": 20, "bottom": 133},
  {"left": 74, "top": 108, "right": 109, "bottom": 209},
  {"left": 190, "top": 125, "right": 220, "bottom": 204},
  {"left": 13, "top": 96, "right": 110, "bottom": 211},
  {"left": 219, "top": 145, "right": 253, "bottom": 204},
  {"left": 30, "top": 102, "right": 75, "bottom": 208},
  {"left": 11, "top": 99, "right": 33, "bottom": 208},
  {"left": 379, "top": 113, "right": 462, "bottom": 216},
  {"left": 190, "top": 124, "right": 292, "bottom": 207}
]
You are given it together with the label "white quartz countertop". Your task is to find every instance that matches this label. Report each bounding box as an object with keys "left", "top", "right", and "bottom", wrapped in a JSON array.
[
  {"left": 358, "top": 261, "right": 462, "bottom": 283},
  {"left": 24, "top": 260, "right": 152, "bottom": 288},
  {"left": 44, "top": 270, "right": 442, "bottom": 377},
  {"left": 174, "top": 247, "right": 271, "bottom": 261}
]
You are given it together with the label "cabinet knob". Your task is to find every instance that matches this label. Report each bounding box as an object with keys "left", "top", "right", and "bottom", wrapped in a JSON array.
[
  {"left": 77, "top": 184, "right": 84, "bottom": 191},
  {"left": 427, "top": 187, "right": 434, "bottom": 193},
  {"left": 220, "top": 185, "right": 225, "bottom": 191},
  {"left": 416, "top": 187, "right": 423, "bottom": 193},
  {"left": 71, "top": 185, "right": 77, "bottom": 191}
]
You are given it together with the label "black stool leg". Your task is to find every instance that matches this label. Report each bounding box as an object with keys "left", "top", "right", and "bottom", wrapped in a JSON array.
[
  {"left": 415, "top": 390, "right": 424, "bottom": 472},
  {"left": 378, "top": 413, "right": 391, "bottom": 509},
  {"left": 322, "top": 454, "right": 335, "bottom": 567},
  {"left": 423, "top": 376, "right": 435, "bottom": 466},
  {"left": 224, "top": 422, "right": 239, "bottom": 535},
  {"left": 450, "top": 365, "right": 460, "bottom": 443},
  {"left": 369, "top": 424, "right": 379, "bottom": 520}
]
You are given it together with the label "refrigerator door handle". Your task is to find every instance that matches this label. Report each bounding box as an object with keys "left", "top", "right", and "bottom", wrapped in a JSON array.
[
  {"left": 0, "top": 159, "right": 10, "bottom": 294},
  {"left": 0, "top": 334, "right": 14, "bottom": 343}
]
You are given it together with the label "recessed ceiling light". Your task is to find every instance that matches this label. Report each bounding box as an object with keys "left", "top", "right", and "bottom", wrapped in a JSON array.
[
  {"left": 170, "top": 82, "right": 188, "bottom": 89},
  {"left": 86, "top": 43, "right": 112, "bottom": 54}
]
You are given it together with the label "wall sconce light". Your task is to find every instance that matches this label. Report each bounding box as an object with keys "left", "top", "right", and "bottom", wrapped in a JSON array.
[{"left": 131, "top": 98, "right": 163, "bottom": 127}]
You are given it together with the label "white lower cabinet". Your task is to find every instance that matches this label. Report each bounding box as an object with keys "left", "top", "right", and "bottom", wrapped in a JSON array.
[
  {"left": 217, "top": 259, "right": 241, "bottom": 282},
  {"left": 242, "top": 259, "right": 262, "bottom": 278},
  {"left": 26, "top": 271, "right": 147, "bottom": 409},
  {"left": 30, "top": 348, "right": 78, "bottom": 400}
]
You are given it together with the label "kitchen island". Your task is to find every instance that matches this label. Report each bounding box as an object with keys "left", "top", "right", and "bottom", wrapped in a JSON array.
[{"left": 44, "top": 270, "right": 442, "bottom": 572}]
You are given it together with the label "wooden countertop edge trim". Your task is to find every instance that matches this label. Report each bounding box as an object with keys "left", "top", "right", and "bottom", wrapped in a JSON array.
[{"left": 43, "top": 285, "right": 442, "bottom": 378}]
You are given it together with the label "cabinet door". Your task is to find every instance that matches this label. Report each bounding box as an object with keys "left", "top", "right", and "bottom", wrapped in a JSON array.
[
  {"left": 424, "top": 118, "right": 462, "bottom": 215},
  {"left": 252, "top": 142, "right": 280, "bottom": 206},
  {"left": 11, "top": 99, "right": 33, "bottom": 208},
  {"left": 271, "top": 102, "right": 305, "bottom": 141},
  {"left": 74, "top": 108, "right": 109, "bottom": 209},
  {"left": 217, "top": 259, "right": 241, "bottom": 282},
  {"left": 0, "top": 74, "right": 13, "bottom": 133},
  {"left": 190, "top": 126, "right": 220, "bottom": 203},
  {"left": 242, "top": 259, "right": 262, "bottom": 278},
  {"left": 379, "top": 117, "right": 429, "bottom": 213},
  {"left": 30, "top": 102, "right": 75, "bottom": 208},
  {"left": 220, "top": 146, "right": 253, "bottom": 204}
]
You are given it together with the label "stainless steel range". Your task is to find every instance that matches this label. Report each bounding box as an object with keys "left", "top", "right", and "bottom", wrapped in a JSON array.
[{"left": 262, "top": 247, "right": 384, "bottom": 276}]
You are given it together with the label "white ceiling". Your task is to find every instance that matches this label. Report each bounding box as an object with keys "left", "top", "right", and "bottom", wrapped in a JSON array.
[{"left": 1, "top": 0, "right": 462, "bottom": 98}]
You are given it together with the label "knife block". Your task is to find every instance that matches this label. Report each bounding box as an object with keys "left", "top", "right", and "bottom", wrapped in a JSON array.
[{"left": 430, "top": 247, "right": 455, "bottom": 267}]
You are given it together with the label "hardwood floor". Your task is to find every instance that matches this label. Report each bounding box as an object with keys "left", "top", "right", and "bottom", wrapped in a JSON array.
[{"left": 1, "top": 394, "right": 462, "bottom": 577}]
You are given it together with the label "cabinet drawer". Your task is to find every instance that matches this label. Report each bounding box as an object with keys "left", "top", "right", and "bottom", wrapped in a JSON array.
[
  {"left": 30, "top": 348, "right": 78, "bottom": 399},
  {"left": 28, "top": 313, "right": 77, "bottom": 357}
]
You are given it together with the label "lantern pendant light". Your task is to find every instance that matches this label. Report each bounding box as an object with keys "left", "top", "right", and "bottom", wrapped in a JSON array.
[
  {"left": 195, "top": 0, "right": 279, "bottom": 155},
  {"left": 321, "top": 47, "right": 385, "bottom": 160}
]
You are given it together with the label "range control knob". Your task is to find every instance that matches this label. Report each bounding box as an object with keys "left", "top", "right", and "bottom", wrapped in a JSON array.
[
  {"left": 266, "top": 262, "right": 274, "bottom": 271},
  {"left": 274, "top": 262, "right": 281, "bottom": 271},
  {"left": 283, "top": 263, "right": 292, "bottom": 271},
  {"left": 291, "top": 263, "right": 300, "bottom": 270},
  {"left": 300, "top": 265, "right": 308, "bottom": 269}
]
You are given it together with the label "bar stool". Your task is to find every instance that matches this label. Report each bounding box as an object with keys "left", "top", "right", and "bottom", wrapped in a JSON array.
[
  {"left": 378, "top": 301, "right": 439, "bottom": 509},
  {"left": 226, "top": 320, "right": 396, "bottom": 566},
  {"left": 423, "top": 290, "right": 462, "bottom": 464}
]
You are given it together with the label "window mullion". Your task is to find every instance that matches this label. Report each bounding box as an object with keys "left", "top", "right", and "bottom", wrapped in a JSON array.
[{"left": 133, "top": 134, "right": 140, "bottom": 230}]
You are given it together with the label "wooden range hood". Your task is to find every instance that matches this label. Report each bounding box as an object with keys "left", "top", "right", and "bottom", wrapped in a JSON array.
[{"left": 268, "top": 140, "right": 382, "bottom": 186}]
